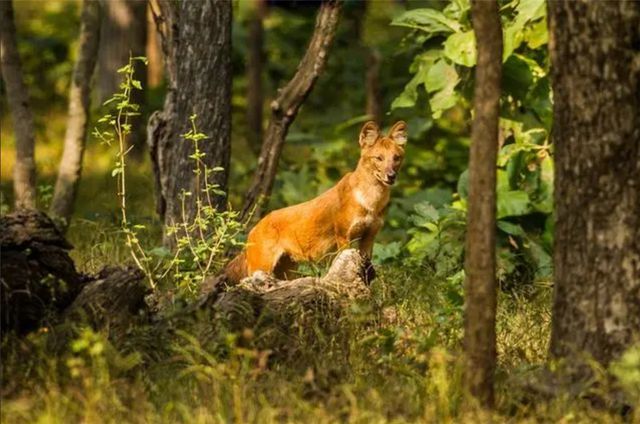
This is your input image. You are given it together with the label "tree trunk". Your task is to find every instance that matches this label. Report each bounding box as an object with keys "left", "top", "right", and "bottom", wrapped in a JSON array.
[
  {"left": 548, "top": 1, "right": 640, "bottom": 369},
  {"left": 246, "top": 0, "right": 266, "bottom": 156},
  {"left": 146, "top": 0, "right": 163, "bottom": 89},
  {"left": 147, "top": 0, "right": 232, "bottom": 247},
  {"left": 50, "top": 0, "right": 101, "bottom": 228},
  {"left": 98, "top": 0, "right": 147, "bottom": 157},
  {"left": 0, "top": 0, "right": 37, "bottom": 209},
  {"left": 240, "top": 0, "right": 342, "bottom": 222},
  {"left": 463, "top": 0, "right": 502, "bottom": 408}
]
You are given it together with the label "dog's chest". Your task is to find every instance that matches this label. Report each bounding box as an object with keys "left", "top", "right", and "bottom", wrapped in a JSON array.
[{"left": 348, "top": 189, "right": 385, "bottom": 237}]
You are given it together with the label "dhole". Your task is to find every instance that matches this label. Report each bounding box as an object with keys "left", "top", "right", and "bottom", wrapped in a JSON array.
[{"left": 225, "top": 121, "right": 407, "bottom": 283}]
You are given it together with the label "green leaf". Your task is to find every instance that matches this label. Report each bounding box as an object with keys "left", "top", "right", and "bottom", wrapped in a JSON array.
[
  {"left": 443, "top": 30, "right": 476, "bottom": 67},
  {"left": 457, "top": 169, "right": 469, "bottom": 200},
  {"left": 414, "top": 202, "right": 439, "bottom": 220},
  {"left": 391, "top": 9, "right": 462, "bottom": 35},
  {"left": 502, "top": 55, "right": 535, "bottom": 101},
  {"left": 391, "top": 54, "right": 435, "bottom": 110},
  {"left": 497, "top": 190, "right": 530, "bottom": 218},
  {"left": 131, "top": 79, "right": 142, "bottom": 90},
  {"left": 503, "top": 0, "right": 546, "bottom": 60},
  {"left": 373, "top": 242, "right": 402, "bottom": 264},
  {"left": 527, "top": 239, "right": 552, "bottom": 280},
  {"left": 523, "top": 18, "right": 548, "bottom": 48},
  {"left": 391, "top": 86, "right": 419, "bottom": 109},
  {"left": 443, "top": 0, "right": 470, "bottom": 21},
  {"left": 423, "top": 60, "right": 460, "bottom": 117},
  {"left": 497, "top": 220, "right": 526, "bottom": 237}
]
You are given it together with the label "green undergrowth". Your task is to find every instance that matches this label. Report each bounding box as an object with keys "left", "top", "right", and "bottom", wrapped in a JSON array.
[{"left": 1, "top": 236, "right": 624, "bottom": 422}]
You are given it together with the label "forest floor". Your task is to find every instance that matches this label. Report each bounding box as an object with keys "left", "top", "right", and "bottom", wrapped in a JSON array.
[{"left": 0, "top": 137, "right": 629, "bottom": 423}]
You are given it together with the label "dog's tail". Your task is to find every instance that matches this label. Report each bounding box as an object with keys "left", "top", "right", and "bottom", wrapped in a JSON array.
[
  {"left": 224, "top": 250, "right": 248, "bottom": 285},
  {"left": 200, "top": 251, "right": 248, "bottom": 297}
]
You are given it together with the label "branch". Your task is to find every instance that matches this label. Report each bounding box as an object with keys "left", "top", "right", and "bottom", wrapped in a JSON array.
[{"left": 240, "top": 0, "right": 342, "bottom": 222}]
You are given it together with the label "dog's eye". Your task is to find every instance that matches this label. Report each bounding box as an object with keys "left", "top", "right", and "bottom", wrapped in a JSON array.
[
  {"left": 393, "top": 154, "right": 401, "bottom": 161},
  {"left": 375, "top": 155, "right": 383, "bottom": 162}
]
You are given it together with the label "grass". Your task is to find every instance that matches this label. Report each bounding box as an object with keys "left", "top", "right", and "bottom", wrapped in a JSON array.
[{"left": 0, "top": 119, "right": 632, "bottom": 424}]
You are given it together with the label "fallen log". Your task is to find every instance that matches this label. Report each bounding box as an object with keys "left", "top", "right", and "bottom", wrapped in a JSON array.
[
  {"left": 1, "top": 209, "right": 86, "bottom": 335},
  {"left": 192, "top": 249, "right": 371, "bottom": 346},
  {"left": 64, "top": 266, "right": 149, "bottom": 334},
  {"left": 0, "top": 210, "right": 149, "bottom": 338}
]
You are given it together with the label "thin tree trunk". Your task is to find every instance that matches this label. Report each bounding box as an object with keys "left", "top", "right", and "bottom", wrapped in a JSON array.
[
  {"left": 146, "top": 0, "right": 163, "bottom": 89},
  {"left": 463, "top": 0, "right": 502, "bottom": 408},
  {"left": 50, "top": 0, "right": 101, "bottom": 228},
  {"left": 98, "top": 0, "right": 147, "bottom": 157},
  {"left": 548, "top": 1, "right": 640, "bottom": 369},
  {"left": 147, "top": 0, "right": 232, "bottom": 247},
  {"left": 0, "top": 0, "right": 37, "bottom": 209},
  {"left": 246, "top": 0, "right": 266, "bottom": 156},
  {"left": 240, "top": 0, "right": 342, "bottom": 222}
]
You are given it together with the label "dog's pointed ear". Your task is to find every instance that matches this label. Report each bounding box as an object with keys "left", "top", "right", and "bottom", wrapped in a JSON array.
[
  {"left": 388, "top": 121, "right": 408, "bottom": 146},
  {"left": 359, "top": 121, "right": 380, "bottom": 148}
]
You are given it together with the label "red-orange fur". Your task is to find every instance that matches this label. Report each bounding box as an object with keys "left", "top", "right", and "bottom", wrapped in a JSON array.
[{"left": 225, "top": 121, "right": 407, "bottom": 283}]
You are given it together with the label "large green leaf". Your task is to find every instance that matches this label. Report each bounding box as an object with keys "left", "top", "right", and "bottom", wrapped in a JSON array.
[
  {"left": 457, "top": 169, "right": 469, "bottom": 199},
  {"left": 443, "top": 30, "right": 476, "bottom": 67},
  {"left": 391, "top": 9, "right": 463, "bottom": 35},
  {"left": 423, "top": 59, "right": 460, "bottom": 118},
  {"left": 502, "top": 54, "right": 535, "bottom": 101},
  {"left": 527, "top": 239, "right": 552, "bottom": 280},
  {"left": 497, "top": 190, "right": 531, "bottom": 218},
  {"left": 524, "top": 18, "right": 548, "bottom": 48},
  {"left": 497, "top": 220, "right": 527, "bottom": 237},
  {"left": 391, "top": 52, "right": 439, "bottom": 110},
  {"left": 503, "top": 0, "right": 546, "bottom": 60}
]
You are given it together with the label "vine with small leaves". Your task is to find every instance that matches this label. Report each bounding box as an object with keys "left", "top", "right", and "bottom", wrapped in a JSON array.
[
  {"left": 93, "top": 55, "right": 156, "bottom": 288},
  {"left": 162, "top": 115, "right": 245, "bottom": 296},
  {"left": 93, "top": 57, "right": 245, "bottom": 297}
]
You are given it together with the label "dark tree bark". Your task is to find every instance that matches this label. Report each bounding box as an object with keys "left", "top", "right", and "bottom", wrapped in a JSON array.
[
  {"left": 98, "top": 0, "right": 147, "bottom": 157},
  {"left": 548, "top": 1, "right": 640, "bottom": 369},
  {"left": 246, "top": 0, "right": 266, "bottom": 156},
  {"left": 240, "top": 0, "right": 342, "bottom": 222},
  {"left": 148, "top": 0, "right": 232, "bottom": 246},
  {"left": 463, "top": 0, "right": 502, "bottom": 408},
  {"left": 50, "top": 0, "right": 102, "bottom": 228},
  {"left": 0, "top": 0, "right": 37, "bottom": 209}
]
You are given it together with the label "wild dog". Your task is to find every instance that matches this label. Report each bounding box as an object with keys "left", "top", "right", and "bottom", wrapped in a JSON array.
[{"left": 225, "top": 120, "right": 407, "bottom": 284}]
